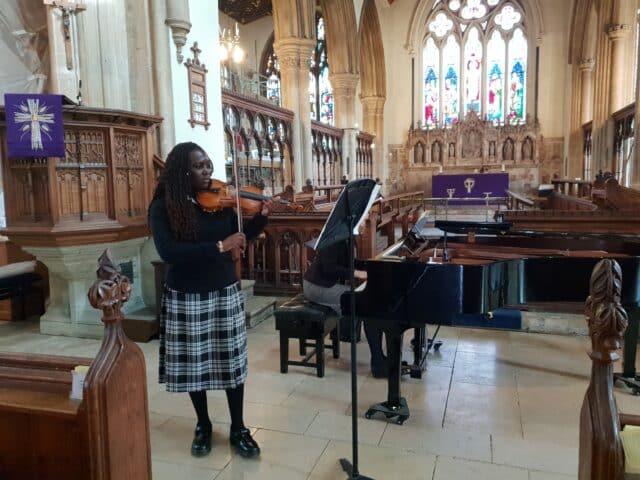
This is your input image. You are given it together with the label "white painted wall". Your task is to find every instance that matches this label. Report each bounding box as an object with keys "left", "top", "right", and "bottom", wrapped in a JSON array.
[{"left": 170, "top": 0, "right": 225, "bottom": 179}]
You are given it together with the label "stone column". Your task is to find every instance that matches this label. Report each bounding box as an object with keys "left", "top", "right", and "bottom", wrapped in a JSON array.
[
  {"left": 149, "top": 0, "right": 176, "bottom": 157},
  {"left": 331, "top": 73, "right": 359, "bottom": 179},
  {"left": 361, "top": 95, "right": 386, "bottom": 182},
  {"left": 578, "top": 58, "right": 595, "bottom": 125},
  {"left": 274, "top": 39, "right": 315, "bottom": 190},
  {"left": 606, "top": 23, "right": 631, "bottom": 112}
]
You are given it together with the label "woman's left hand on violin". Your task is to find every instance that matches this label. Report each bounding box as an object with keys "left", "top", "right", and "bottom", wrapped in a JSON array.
[{"left": 260, "top": 197, "right": 275, "bottom": 216}]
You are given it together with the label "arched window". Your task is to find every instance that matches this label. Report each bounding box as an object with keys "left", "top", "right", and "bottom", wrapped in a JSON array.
[
  {"left": 260, "top": 39, "right": 281, "bottom": 106},
  {"left": 310, "top": 15, "right": 334, "bottom": 125},
  {"left": 422, "top": 0, "right": 528, "bottom": 127}
]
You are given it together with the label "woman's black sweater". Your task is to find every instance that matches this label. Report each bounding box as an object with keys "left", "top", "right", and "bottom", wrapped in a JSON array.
[{"left": 149, "top": 197, "right": 267, "bottom": 293}]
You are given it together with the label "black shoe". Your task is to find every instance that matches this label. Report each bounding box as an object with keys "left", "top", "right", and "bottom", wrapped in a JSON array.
[
  {"left": 230, "top": 427, "right": 260, "bottom": 458},
  {"left": 191, "top": 424, "right": 212, "bottom": 457}
]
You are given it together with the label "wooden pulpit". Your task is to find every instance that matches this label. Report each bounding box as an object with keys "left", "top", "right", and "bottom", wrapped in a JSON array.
[{"left": 0, "top": 106, "right": 161, "bottom": 247}]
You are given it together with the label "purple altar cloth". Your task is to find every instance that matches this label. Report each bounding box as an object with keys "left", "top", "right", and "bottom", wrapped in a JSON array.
[{"left": 432, "top": 173, "right": 509, "bottom": 205}]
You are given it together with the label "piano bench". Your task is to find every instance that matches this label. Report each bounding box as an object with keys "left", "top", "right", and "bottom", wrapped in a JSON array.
[{"left": 274, "top": 294, "right": 340, "bottom": 378}]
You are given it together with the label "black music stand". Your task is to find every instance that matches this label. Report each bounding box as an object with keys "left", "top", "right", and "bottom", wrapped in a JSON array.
[{"left": 314, "top": 178, "right": 379, "bottom": 480}]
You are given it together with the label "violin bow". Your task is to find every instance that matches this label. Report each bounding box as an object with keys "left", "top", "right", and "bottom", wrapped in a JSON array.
[{"left": 231, "top": 131, "right": 243, "bottom": 233}]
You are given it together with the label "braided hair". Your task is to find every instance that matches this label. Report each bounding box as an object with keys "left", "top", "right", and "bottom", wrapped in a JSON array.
[{"left": 152, "top": 142, "right": 204, "bottom": 241}]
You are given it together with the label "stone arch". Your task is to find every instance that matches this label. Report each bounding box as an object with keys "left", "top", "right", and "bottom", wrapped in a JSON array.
[
  {"left": 358, "top": 0, "right": 386, "bottom": 99},
  {"left": 272, "top": 0, "right": 315, "bottom": 41},
  {"left": 359, "top": 0, "right": 386, "bottom": 182},
  {"left": 319, "top": 0, "right": 359, "bottom": 75},
  {"left": 405, "top": 0, "right": 545, "bottom": 55},
  {"left": 568, "top": 0, "right": 597, "bottom": 65}
]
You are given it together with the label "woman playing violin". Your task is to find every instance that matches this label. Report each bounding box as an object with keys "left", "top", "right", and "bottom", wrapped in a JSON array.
[{"left": 148, "top": 142, "right": 272, "bottom": 459}]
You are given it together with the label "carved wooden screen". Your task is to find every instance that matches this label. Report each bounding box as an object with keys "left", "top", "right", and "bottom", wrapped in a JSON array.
[
  {"left": 113, "top": 132, "right": 147, "bottom": 220},
  {"left": 356, "top": 132, "right": 374, "bottom": 179},
  {"left": 221, "top": 89, "right": 294, "bottom": 196},
  {"left": 186, "top": 42, "right": 210, "bottom": 130},
  {"left": 58, "top": 129, "right": 109, "bottom": 221},
  {"left": 311, "top": 120, "right": 342, "bottom": 185}
]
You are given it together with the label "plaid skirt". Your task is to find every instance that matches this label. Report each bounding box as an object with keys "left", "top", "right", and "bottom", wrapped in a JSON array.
[{"left": 158, "top": 282, "right": 247, "bottom": 392}]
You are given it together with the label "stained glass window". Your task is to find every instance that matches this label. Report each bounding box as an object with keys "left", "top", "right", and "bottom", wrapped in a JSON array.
[
  {"left": 261, "top": 41, "right": 281, "bottom": 106},
  {"left": 464, "top": 27, "right": 482, "bottom": 115},
  {"left": 310, "top": 15, "right": 334, "bottom": 125},
  {"left": 423, "top": 37, "right": 439, "bottom": 126},
  {"left": 309, "top": 71, "right": 317, "bottom": 121},
  {"left": 421, "top": 0, "right": 528, "bottom": 126},
  {"left": 507, "top": 28, "right": 527, "bottom": 121},
  {"left": 486, "top": 30, "right": 505, "bottom": 121},
  {"left": 442, "top": 35, "right": 460, "bottom": 124}
]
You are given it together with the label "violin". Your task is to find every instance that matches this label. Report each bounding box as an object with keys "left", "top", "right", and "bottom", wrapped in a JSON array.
[{"left": 196, "top": 179, "right": 301, "bottom": 215}]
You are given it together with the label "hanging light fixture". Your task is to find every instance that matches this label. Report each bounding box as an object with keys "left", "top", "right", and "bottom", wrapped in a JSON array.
[{"left": 219, "top": 22, "right": 245, "bottom": 63}]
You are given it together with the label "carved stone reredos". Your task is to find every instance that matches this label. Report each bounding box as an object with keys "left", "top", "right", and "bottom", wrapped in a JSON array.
[
  {"left": 584, "top": 259, "right": 628, "bottom": 360},
  {"left": 406, "top": 110, "right": 541, "bottom": 165}
]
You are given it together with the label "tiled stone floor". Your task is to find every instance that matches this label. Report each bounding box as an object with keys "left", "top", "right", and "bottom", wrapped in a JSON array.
[{"left": 2, "top": 315, "right": 639, "bottom": 480}]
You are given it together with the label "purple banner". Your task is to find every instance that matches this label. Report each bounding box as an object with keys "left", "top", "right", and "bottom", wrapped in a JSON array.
[
  {"left": 5, "top": 94, "right": 65, "bottom": 158},
  {"left": 432, "top": 173, "right": 509, "bottom": 205}
]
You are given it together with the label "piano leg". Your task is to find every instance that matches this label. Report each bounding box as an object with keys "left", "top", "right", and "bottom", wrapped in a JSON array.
[
  {"left": 403, "top": 327, "right": 427, "bottom": 379},
  {"left": 364, "top": 327, "right": 410, "bottom": 425}
]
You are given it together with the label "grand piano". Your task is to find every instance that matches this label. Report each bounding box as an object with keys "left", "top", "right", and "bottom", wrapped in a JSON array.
[{"left": 342, "top": 220, "right": 640, "bottom": 424}]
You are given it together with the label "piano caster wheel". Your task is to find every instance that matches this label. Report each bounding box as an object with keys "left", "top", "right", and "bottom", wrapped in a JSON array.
[
  {"left": 433, "top": 342, "right": 442, "bottom": 352},
  {"left": 365, "top": 410, "right": 374, "bottom": 419},
  {"left": 396, "top": 417, "right": 407, "bottom": 425}
]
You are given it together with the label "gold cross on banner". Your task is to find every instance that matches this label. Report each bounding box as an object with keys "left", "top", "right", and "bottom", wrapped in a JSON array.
[{"left": 43, "top": 0, "right": 87, "bottom": 71}]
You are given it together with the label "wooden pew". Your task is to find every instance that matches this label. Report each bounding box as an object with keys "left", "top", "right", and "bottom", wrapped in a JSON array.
[
  {"left": 0, "top": 250, "right": 151, "bottom": 480},
  {"left": 579, "top": 258, "right": 640, "bottom": 480},
  {"left": 503, "top": 178, "right": 640, "bottom": 234}
]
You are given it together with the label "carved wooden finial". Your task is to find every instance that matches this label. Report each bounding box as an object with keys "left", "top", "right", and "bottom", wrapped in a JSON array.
[
  {"left": 584, "top": 259, "right": 628, "bottom": 362},
  {"left": 579, "top": 259, "right": 628, "bottom": 479},
  {"left": 88, "top": 249, "right": 131, "bottom": 324}
]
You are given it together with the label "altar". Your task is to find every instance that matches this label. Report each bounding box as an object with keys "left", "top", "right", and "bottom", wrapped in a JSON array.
[{"left": 432, "top": 172, "right": 509, "bottom": 205}]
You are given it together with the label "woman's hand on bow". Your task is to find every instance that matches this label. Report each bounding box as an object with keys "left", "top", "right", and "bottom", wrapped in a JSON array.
[{"left": 222, "top": 232, "right": 246, "bottom": 252}]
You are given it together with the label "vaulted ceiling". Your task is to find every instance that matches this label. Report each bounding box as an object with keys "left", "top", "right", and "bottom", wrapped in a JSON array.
[{"left": 219, "top": 0, "right": 273, "bottom": 25}]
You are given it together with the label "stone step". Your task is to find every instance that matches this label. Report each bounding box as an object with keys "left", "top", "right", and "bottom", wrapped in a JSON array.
[
  {"left": 241, "top": 279, "right": 256, "bottom": 302},
  {"left": 245, "top": 295, "right": 276, "bottom": 329},
  {"left": 520, "top": 310, "right": 586, "bottom": 335},
  {"left": 123, "top": 306, "right": 158, "bottom": 342}
]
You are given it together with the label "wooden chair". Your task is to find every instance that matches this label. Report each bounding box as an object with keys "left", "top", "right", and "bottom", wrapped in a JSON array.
[
  {"left": 579, "top": 259, "right": 640, "bottom": 480},
  {"left": 0, "top": 250, "right": 151, "bottom": 480}
]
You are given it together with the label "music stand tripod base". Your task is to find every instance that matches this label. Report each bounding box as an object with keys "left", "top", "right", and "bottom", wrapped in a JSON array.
[
  {"left": 339, "top": 458, "right": 375, "bottom": 480},
  {"left": 364, "top": 397, "right": 409, "bottom": 425}
]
